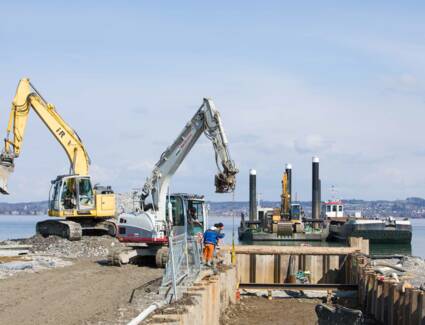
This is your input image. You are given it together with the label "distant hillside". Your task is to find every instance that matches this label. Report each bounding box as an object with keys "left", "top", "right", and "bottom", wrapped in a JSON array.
[
  {"left": 1, "top": 197, "right": 425, "bottom": 218},
  {"left": 0, "top": 201, "right": 48, "bottom": 215},
  {"left": 208, "top": 197, "right": 425, "bottom": 218}
]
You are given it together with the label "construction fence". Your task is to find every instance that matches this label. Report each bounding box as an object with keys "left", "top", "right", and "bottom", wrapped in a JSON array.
[{"left": 161, "top": 232, "right": 202, "bottom": 301}]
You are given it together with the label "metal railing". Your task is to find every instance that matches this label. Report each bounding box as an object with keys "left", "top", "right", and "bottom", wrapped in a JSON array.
[{"left": 161, "top": 232, "right": 202, "bottom": 301}]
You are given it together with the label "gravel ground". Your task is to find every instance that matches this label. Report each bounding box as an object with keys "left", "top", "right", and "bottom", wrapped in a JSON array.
[
  {"left": 221, "top": 296, "right": 322, "bottom": 325},
  {"left": 0, "top": 234, "right": 127, "bottom": 279},
  {"left": 0, "top": 260, "right": 163, "bottom": 325},
  {"left": 0, "top": 234, "right": 164, "bottom": 324}
]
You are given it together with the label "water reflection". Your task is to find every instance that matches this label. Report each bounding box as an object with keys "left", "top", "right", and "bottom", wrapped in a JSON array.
[{"left": 370, "top": 243, "right": 412, "bottom": 257}]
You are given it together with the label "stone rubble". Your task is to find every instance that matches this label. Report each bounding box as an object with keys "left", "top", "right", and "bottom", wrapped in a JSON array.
[
  {"left": 116, "top": 191, "right": 140, "bottom": 214},
  {"left": 14, "top": 234, "right": 127, "bottom": 259},
  {"left": 0, "top": 234, "right": 127, "bottom": 279},
  {"left": 372, "top": 255, "right": 425, "bottom": 288}
]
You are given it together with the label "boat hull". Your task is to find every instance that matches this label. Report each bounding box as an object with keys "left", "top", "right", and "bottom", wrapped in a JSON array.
[
  {"left": 328, "top": 219, "right": 412, "bottom": 244},
  {"left": 238, "top": 227, "right": 329, "bottom": 242}
]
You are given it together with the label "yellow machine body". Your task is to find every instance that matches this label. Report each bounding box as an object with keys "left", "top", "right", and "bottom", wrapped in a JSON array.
[{"left": 1, "top": 78, "right": 116, "bottom": 220}]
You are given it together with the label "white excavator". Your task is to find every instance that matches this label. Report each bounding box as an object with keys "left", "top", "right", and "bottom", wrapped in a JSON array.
[
  {"left": 0, "top": 78, "right": 116, "bottom": 240},
  {"left": 113, "top": 98, "right": 238, "bottom": 266}
]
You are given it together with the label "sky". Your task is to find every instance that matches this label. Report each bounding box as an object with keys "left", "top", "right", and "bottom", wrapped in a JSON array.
[{"left": 1, "top": 1, "right": 425, "bottom": 203}]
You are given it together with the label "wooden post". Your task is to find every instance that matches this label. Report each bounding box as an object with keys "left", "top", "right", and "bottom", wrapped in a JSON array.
[
  {"left": 388, "top": 284, "right": 398, "bottom": 325},
  {"left": 322, "top": 255, "right": 328, "bottom": 282},
  {"left": 410, "top": 289, "right": 420, "bottom": 325},
  {"left": 375, "top": 279, "right": 383, "bottom": 321},
  {"left": 273, "top": 255, "right": 281, "bottom": 283},
  {"left": 371, "top": 274, "right": 377, "bottom": 317},
  {"left": 249, "top": 254, "right": 256, "bottom": 283},
  {"left": 396, "top": 286, "right": 405, "bottom": 325},
  {"left": 382, "top": 280, "right": 391, "bottom": 324},
  {"left": 418, "top": 292, "right": 425, "bottom": 325},
  {"left": 404, "top": 287, "right": 413, "bottom": 325},
  {"left": 349, "top": 237, "right": 361, "bottom": 249},
  {"left": 358, "top": 268, "right": 365, "bottom": 307},
  {"left": 345, "top": 254, "right": 352, "bottom": 284},
  {"left": 366, "top": 271, "right": 374, "bottom": 315},
  {"left": 361, "top": 238, "right": 369, "bottom": 255}
]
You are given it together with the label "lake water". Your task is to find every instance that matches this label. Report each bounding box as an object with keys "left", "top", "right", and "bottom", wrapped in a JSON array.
[
  {"left": 209, "top": 215, "right": 424, "bottom": 258},
  {"left": 1, "top": 215, "right": 424, "bottom": 258}
]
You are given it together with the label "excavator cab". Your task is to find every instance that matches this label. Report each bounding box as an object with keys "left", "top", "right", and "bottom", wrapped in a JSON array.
[
  {"left": 166, "top": 193, "right": 207, "bottom": 236},
  {"left": 49, "top": 175, "right": 114, "bottom": 218}
]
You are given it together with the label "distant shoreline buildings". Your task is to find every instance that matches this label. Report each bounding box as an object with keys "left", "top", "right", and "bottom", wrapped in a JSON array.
[{"left": 1, "top": 197, "right": 425, "bottom": 218}]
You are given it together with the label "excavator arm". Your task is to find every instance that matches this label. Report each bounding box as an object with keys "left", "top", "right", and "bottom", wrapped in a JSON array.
[
  {"left": 140, "top": 98, "right": 238, "bottom": 223},
  {"left": 0, "top": 78, "right": 90, "bottom": 194}
]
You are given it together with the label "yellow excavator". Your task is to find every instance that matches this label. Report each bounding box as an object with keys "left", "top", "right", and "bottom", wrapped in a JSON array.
[{"left": 0, "top": 78, "right": 116, "bottom": 240}]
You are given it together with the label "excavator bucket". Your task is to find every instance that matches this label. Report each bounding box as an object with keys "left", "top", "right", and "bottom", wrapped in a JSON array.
[{"left": 0, "top": 162, "right": 13, "bottom": 194}]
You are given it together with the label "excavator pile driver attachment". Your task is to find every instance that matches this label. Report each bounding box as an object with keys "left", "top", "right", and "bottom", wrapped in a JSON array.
[
  {"left": 0, "top": 155, "right": 14, "bottom": 194},
  {"left": 215, "top": 170, "right": 237, "bottom": 193}
]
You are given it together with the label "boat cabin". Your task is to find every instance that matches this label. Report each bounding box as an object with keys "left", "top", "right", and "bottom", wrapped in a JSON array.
[{"left": 322, "top": 200, "right": 344, "bottom": 218}]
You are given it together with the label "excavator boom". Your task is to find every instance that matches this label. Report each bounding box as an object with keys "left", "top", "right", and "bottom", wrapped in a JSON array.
[
  {"left": 140, "top": 98, "right": 238, "bottom": 222},
  {"left": 0, "top": 78, "right": 115, "bottom": 240},
  {"left": 116, "top": 98, "right": 237, "bottom": 249},
  {"left": 0, "top": 78, "right": 90, "bottom": 194}
]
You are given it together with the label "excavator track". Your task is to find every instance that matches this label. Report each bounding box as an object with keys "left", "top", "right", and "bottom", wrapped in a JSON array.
[
  {"left": 155, "top": 247, "right": 169, "bottom": 268},
  {"left": 36, "top": 220, "right": 82, "bottom": 241},
  {"left": 108, "top": 244, "right": 169, "bottom": 267}
]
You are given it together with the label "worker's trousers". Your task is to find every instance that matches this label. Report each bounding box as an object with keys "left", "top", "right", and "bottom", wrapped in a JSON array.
[{"left": 203, "top": 243, "right": 215, "bottom": 262}]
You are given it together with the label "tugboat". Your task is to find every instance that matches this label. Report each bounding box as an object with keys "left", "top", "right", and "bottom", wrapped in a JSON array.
[{"left": 326, "top": 200, "right": 412, "bottom": 244}]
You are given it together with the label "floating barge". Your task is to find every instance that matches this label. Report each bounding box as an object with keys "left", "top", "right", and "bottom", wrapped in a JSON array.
[
  {"left": 238, "top": 212, "right": 329, "bottom": 242},
  {"left": 323, "top": 199, "right": 412, "bottom": 244},
  {"left": 239, "top": 159, "right": 329, "bottom": 242},
  {"left": 328, "top": 217, "right": 412, "bottom": 244}
]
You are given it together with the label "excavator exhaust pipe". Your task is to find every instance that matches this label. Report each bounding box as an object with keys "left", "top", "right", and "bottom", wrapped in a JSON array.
[{"left": 0, "top": 158, "right": 14, "bottom": 194}]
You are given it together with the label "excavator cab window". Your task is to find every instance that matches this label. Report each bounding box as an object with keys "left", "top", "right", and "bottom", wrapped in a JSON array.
[
  {"left": 187, "top": 199, "right": 205, "bottom": 235},
  {"left": 61, "top": 178, "right": 77, "bottom": 210},
  {"left": 49, "top": 179, "right": 62, "bottom": 211},
  {"left": 77, "top": 177, "right": 94, "bottom": 211},
  {"left": 166, "top": 196, "right": 185, "bottom": 227},
  {"left": 187, "top": 200, "right": 204, "bottom": 224}
]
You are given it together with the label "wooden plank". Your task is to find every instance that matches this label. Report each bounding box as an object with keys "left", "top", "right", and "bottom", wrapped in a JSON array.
[{"left": 221, "top": 245, "right": 361, "bottom": 255}]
